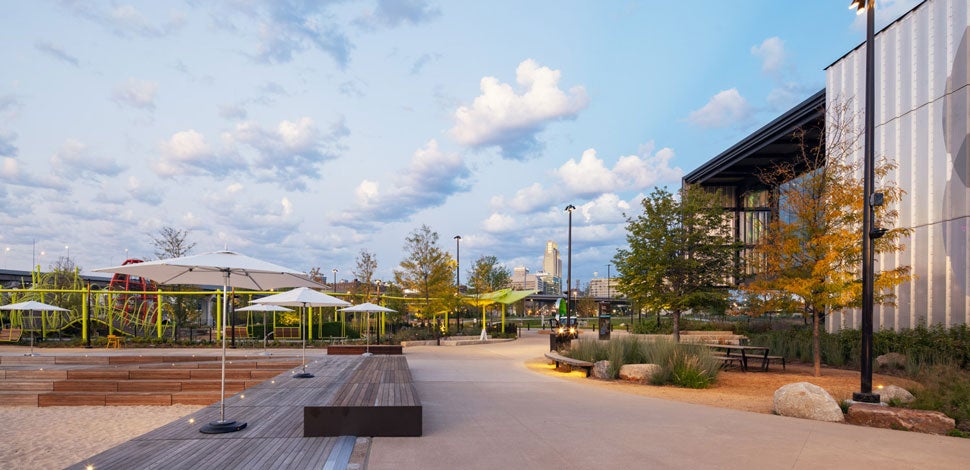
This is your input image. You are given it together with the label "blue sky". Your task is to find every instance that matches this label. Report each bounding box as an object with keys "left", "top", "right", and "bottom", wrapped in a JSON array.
[{"left": 0, "top": 0, "right": 920, "bottom": 286}]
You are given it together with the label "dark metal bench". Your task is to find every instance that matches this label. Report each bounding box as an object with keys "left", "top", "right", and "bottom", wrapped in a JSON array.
[{"left": 544, "top": 351, "right": 595, "bottom": 377}]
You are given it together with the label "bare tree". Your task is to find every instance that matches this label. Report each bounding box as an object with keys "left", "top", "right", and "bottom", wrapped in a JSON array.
[{"left": 150, "top": 226, "right": 196, "bottom": 260}]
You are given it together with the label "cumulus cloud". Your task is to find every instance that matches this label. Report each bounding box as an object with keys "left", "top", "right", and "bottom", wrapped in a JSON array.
[
  {"left": 451, "top": 59, "right": 589, "bottom": 160},
  {"left": 482, "top": 212, "right": 516, "bottom": 233},
  {"left": 113, "top": 78, "right": 158, "bottom": 111},
  {"left": 49, "top": 139, "right": 125, "bottom": 179},
  {"left": 687, "top": 88, "right": 753, "bottom": 128},
  {"left": 355, "top": 0, "right": 441, "bottom": 30},
  {"left": 0, "top": 157, "right": 68, "bottom": 190},
  {"left": 555, "top": 146, "right": 683, "bottom": 198},
  {"left": 34, "top": 40, "right": 80, "bottom": 67},
  {"left": 60, "top": 2, "right": 186, "bottom": 38},
  {"left": 231, "top": 116, "right": 349, "bottom": 189},
  {"left": 153, "top": 129, "right": 237, "bottom": 177},
  {"left": 198, "top": 184, "right": 302, "bottom": 248},
  {"left": 218, "top": 103, "right": 248, "bottom": 120},
  {"left": 751, "top": 37, "right": 786, "bottom": 76},
  {"left": 335, "top": 139, "right": 471, "bottom": 230}
]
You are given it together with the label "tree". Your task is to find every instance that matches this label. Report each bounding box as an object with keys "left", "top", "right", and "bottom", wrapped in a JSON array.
[
  {"left": 613, "top": 185, "right": 738, "bottom": 343},
  {"left": 393, "top": 225, "right": 454, "bottom": 322},
  {"left": 149, "top": 226, "right": 197, "bottom": 340},
  {"left": 352, "top": 249, "right": 378, "bottom": 302},
  {"left": 466, "top": 255, "right": 511, "bottom": 294},
  {"left": 150, "top": 226, "right": 196, "bottom": 260},
  {"left": 742, "top": 102, "right": 911, "bottom": 377}
]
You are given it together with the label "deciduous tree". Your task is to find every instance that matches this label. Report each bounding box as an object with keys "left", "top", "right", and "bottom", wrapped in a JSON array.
[
  {"left": 742, "top": 102, "right": 912, "bottom": 376},
  {"left": 393, "top": 225, "right": 454, "bottom": 322},
  {"left": 613, "top": 185, "right": 738, "bottom": 343}
]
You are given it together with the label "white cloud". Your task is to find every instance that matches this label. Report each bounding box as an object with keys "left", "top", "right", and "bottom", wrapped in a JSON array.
[
  {"left": 61, "top": 2, "right": 185, "bottom": 38},
  {"left": 0, "top": 156, "right": 68, "bottom": 190},
  {"left": 355, "top": 0, "right": 441, "bottom": 30},
  {"left": 555, "top": 146, "right": 683, "bottom": 197},
  {"left": 232, "top": 116, "right": 348, "bottom": 189},
  {"left": 451, "top": 59, "right": 589, "bottom": 159},
  {"left": 50, "top": 139, "right": 125, "bottom": 179},
  {"left": 0, "top": 131, "right": 17, "bottom": 157},
  {"left": 482, "top": 212, "right": 516, "bottom": 233},
  {"left": 335, "top": 139, "right": 471, "bottom": 230},
  {"left": 153, "top": 129, "right": 221, "bottom": 177},
  {"left": 751, "top": 37, "right": 786, "bottom": 76},
  {"left": 113, "top": 78, "right": 158, "bottom": 111},
  {"left": 687, "top": 88, "right": 753, "bottom": 128},
  {"left": 34, "top": 41, "right": 79, "bottom": 67}
]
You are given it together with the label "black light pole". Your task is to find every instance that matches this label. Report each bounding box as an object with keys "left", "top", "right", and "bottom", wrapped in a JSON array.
[
  {"left": 454, "top": 235, "right": 461, "bottom": 333},
  {"left": 851, "top": 0, "right": 880, "bottom": 404},
  {"left": 565, "top": 204, "right": 576, "bottom": 331}
]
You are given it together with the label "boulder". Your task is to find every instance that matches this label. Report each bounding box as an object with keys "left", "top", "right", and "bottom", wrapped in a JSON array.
[
  {"left": 618, "top": 364, "right": 661, "bottom": 382},
  {"left": 875, "top": 352, "right": 907, "bottom": 369},
  {"left": 773, "top": 382, "right": 845, "bottom": 422},
  {"left": 591, "top": 360, "right": 612, "bottom": 379},
  {"left": 878, "top": 385, "right": 915, "bottom": 404},
  {"left": 847, "top": 403, "right": 955, "bottom": 434}
]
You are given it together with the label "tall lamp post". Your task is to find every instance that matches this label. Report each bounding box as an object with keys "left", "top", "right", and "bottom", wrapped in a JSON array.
[
  {"left": 565, "top": 204, "right": 576, "bottom": 331},
  {"left": 851, "top": 0, "right": 880, "bottom": 404},
  {"left": 454, "top": 235, "right": 461, "bottom": 332}
]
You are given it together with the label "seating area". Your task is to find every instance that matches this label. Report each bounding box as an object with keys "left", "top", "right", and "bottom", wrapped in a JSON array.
[
  {"left": 304, "top": 355, "right": 422, "bottom": 437},
  {"left": 273, "top": 326, "right": 301, "bottom": 341},
  {"left": 326, "top": 344, "right": 402, "bottom": 355},
  {"left": 544, "top": 351, "right": 594, "bottom": 377},
  {"left": 0, "top": 328, "right": 22, "bottom": 342}
]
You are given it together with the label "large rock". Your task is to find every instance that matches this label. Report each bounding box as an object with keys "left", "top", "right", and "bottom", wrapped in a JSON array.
[
  {"left": 875, "top": 352, "right": 907, "bottom": 369},
  {"left": 773, "top": 382, "right": 845, "bottom": 422},
  {"left": 847, "top": 403, "right": 955, "bottom": 434},
  {"left": 878, "top": 385, "right": 915, "bottom": 404},
  {"left": 618, "top": 364, "right": 661, "bottom": 382},
  {"left": 591, "top": 360, "right": 612, "bottom": 379}
]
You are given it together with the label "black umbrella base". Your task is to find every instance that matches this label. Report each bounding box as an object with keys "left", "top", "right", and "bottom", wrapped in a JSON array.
[
  {"left": 199, "top": 420, "right": 247, "bottom": 434},
  {"left": 293, "top": 372, "right": 315, "bottom": 379}
]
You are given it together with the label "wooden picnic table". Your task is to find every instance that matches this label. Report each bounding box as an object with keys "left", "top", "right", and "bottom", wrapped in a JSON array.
[{"left": 706, "top": 344, "right": 782, "bottom": 372}]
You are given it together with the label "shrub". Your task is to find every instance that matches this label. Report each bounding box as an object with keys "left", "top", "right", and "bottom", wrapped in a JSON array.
[
  {"left": 568, "top": 338, "right": 608, "bottom": 363},
  {"left": 907, "top": 364, "right": 970, "bottom": 431}
]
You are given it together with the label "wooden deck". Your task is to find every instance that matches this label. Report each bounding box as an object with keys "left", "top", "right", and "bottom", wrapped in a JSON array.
[
  {"left": 305, "top": 355, "right": 422, "bottom": 437},
  {"left": 64, "top": 354, "right": 419, "bottom": 469}
]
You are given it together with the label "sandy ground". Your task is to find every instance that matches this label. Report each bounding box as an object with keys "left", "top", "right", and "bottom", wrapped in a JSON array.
[
  {"left": 0, "top": 405, "right": 200, "bottom": 469},
  {"left": 526, "top": 358, "right": 921, "bottom": 413}
]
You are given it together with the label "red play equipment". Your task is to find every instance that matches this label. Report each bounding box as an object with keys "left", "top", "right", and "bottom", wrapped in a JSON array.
[{"left": 107, "top": 259, "right": 159, "bottom": 330}]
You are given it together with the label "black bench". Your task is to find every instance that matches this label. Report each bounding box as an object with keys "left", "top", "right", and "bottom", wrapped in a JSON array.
[
  {"left": 304, "top": 355, "right": 422, "bottom": 437},
  {"left": 544, "top": 351, "right": 595, "bottom": 377}
]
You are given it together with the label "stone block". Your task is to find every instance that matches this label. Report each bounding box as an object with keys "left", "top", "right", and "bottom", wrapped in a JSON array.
[
  {"left": 773, "top": 382, "right": 844, "bottom": 422},
  {"left": 618, "top": 364, "right": 661, "bottom": 382},
  {"left": 847, "top": 403, "right": 955, "bottom": 435}
]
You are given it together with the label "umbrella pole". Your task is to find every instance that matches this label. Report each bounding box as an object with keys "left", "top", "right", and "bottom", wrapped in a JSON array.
[
  {"left": 200, "top": 275, "right": 247, "bottom": 434},
  {"left": 293, "top": 303, "right": 313, "bottom": 378}
]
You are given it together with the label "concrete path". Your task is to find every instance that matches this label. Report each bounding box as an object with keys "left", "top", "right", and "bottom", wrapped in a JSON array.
[{"left": 369, "top": 331, "right": 969, "bottom": 470}]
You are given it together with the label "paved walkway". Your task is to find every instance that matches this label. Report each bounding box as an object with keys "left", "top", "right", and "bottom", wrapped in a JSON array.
[{"left": 369, "top": 331, "right": 969, "bottom": 470}]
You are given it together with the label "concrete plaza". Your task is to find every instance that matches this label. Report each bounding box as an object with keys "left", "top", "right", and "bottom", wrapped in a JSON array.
[{"left": 369, "top": 330, "right": 968, "bottom": 469}]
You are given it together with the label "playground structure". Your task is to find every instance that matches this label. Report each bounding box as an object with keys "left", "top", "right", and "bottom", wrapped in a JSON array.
[{"left": 0, "top": 265, "right": 537, "bottom": 343}]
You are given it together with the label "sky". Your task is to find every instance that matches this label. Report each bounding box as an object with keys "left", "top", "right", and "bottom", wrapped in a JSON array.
[{"left": 0, "top": 0, "right": 922, "bottom": 287}]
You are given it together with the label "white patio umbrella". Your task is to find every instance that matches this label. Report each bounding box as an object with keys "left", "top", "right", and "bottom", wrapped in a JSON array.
[
  {"left": 0, "top": 300, "right": 69, "bottom": 356},
  {"left": 340, "top": 302, "right": 397, "bottom": 355},
  {"left": 235, "top": 304, "right": 294, "bottom": 353},
  {"left": 252, "top": 287, "right": 350, "bottom": 377},
  {"left": 95, "top": 250, "right": 321, "bottom": 434}
]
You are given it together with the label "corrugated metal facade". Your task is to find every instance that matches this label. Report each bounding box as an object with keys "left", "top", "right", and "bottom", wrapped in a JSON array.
[{"left": 827, "top": 0, "right": 969, "bottom": 331}]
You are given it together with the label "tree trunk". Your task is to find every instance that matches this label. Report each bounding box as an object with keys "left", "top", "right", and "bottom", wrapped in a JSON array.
[
  {"left": 672, "top": 310, "right": 681, "bottom": 343},
  {"left": 811, "top": 306, "right": 821, "bottom": 377}
]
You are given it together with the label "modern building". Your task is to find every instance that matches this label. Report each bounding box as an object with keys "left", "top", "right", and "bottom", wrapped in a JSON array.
[
  {"left": 686, "top": 0, "right": 969, "bottom": 331},
  {"left": 588, "top": 277, "right": 622, "bottom": 300}
]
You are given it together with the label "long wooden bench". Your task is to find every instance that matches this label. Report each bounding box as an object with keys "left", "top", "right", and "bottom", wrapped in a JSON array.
[
  {"left": 544, "top": 351, "right": 595, "bottom": 377},
  {"left": 0, "top": 328, "right": 22, "bottom": 342},
  {"left": 304, "top": 355, "right": 422, "bottom": 437},
  {"left": 273, "top": 326, "right": 301, "bottom": 340},
  {"left": 327, "top": 344, "right": 402, "bottom": 355}
]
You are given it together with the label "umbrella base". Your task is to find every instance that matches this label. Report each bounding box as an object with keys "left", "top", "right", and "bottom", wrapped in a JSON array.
[
  {"left": 293, "top": 372, "right": 315, "bottom": 379},
  {"left": 23, "top": 353, "right": 40, "bottom": 357},
  {"left": 199, "top": 420, "right": 247, "bottom": 434},
  {"left": 361, "top": 352, "right": 374, "bottom": 357}
]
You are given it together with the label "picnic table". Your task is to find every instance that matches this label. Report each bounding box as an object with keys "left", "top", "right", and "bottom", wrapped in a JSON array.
[{"left": 706, "top": 344, "right": 785, "bottom": 372}]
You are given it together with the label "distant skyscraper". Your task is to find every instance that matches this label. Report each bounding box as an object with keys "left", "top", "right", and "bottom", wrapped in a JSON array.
[{"left": 543, "top": 241, "right": 561, "bottom": 279}]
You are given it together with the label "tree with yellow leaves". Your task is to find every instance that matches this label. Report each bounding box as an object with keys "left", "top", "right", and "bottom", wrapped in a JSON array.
[{"left": 743, "top": 101, "right": 911, "bottom": 376}]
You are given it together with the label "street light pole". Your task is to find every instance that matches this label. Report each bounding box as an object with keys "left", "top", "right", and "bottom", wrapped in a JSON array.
[
  {"left": 565, "top": 204, "right": 576, "bottom": 332},
  {"left": 851, "top": 0, "right": 880, "bottom": 404},
  {"left": 454, "top": 235, "right": 461, "bottom": 332}
]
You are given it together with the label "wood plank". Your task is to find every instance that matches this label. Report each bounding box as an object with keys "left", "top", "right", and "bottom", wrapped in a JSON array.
[
  {"left": 106, "top": 393, "right": 173, "bottom": 406},
  {"left": 39, "top": 393, "right": 106, "bottom": 406},
  {"left": 53, "top": 380, "right": 118, "bottom": 392},
  {"left": 66, "top": 370, "right": 130, "bottom": 380}
]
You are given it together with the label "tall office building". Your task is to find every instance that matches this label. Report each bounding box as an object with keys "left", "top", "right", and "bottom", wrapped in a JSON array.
[{"left": 542, "top": 241, "right": 561, "bottom": 279}]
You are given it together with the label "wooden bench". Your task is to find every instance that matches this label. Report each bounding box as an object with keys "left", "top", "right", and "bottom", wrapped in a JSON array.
[
  {"left": 273, "top": 326, "right": 301, "bottom": 341},
  {"left": 304, "top": 355, "right": 422, "bottom": 437},
  {"left": 763, "top": 355, "right": 786, "bottom": 371},
  {"left": 226, "top": 326, "right": 252, "bottom": 342},
  {"left": 0, "top": 328, "right": 22, "bottom": 342},
  {"left": 544, "top": 351, "right": 595, "bottom": 377},
  {"left": 713, "top": 355, "right": 744, "bottom": 369},
  {"left": 327, "top": 344, "right": 402, "bottom": 355}
]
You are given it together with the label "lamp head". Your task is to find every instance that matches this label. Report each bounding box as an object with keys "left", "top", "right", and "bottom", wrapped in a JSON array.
[
  {"left": 564, "top": 204, "right": 576, "bottom": 212},
  {"left": 454, "top": 235, "right": 461, "bottom": 241},
  {"left": 849, "top": 0, "right": 872, "bottom": 14}
]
